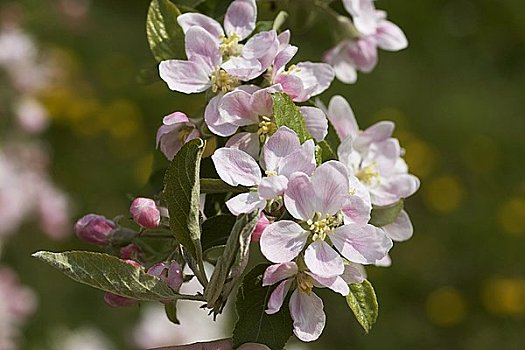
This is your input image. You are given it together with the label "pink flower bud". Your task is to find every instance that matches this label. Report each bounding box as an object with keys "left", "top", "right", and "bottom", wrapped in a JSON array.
[
  {"left": 147, "top": 261, "right": 183, "bottom": 291},
  {"left": 124, "top": 259, "right": 142, "bottom": 268},
  {"left": 103, "top": 292, "right": 137, "bottom": 308},
  {"left": 251, "top": 212, "right": 270, "bottom": 242},
  {"left": 130, "top": 197, "right": 160, "bottom": 229},
  {"left": 119, "top": 244, "right": 141, "bottom": 260},
  {"left": 74, "top": 214, "right": 116, "bottom": 245}
]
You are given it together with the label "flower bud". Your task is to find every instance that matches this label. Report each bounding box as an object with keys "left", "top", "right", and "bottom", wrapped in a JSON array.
[
  {"left": 103, "top": 292, "right": 137, "bottom": 308},
  {"left": 119, "top": 244, "right": 141, "bottom": 260},
  {"left": 130, "top": 197, "right": 160, "bottom": 229},
  {"left": 74, "top": 214, "right": 116, "bottom": 245},
  {"left": 251, "top": 213, "right": 270, "bottom": 242},
  {"left": 147, "top": 261, "right": 183, "bottom": 291}
]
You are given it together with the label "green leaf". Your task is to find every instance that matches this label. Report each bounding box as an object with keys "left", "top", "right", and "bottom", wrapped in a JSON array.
[
  {"left": 369, "top": 200, "right": 404, "bottom": 227},
  {"left": 233, "top": 264, "right": 293, "bottom": 350},
  {"left": 163, "top": 138, "right": 205, "bottom": 260},
  {"left": 272, "top": 11, "right": 289, "bottom": 31},
  {"left": 346, "top": 280, "right": 379, "bottom": 333},
  {"left": 254, "top": 20, "right": 273, "bottom": 34},
  {"left": 165, "top": 301, "right": 180, "bottom": 324},
  {"left": 318, "top": 140, "right": 337, "bottom": 161},
  {"left": 204, "top": 211, "right": 259, "bottom": 313},
  {"left": 146, "top": 0, "right": 184, "bottom": 62},
  {"left": 201, "top": 214, "right": 237, "bottom": 252},
  {"left": 315, "top": 145, "right": 323, "bottom": 166},
  {"left": 33, "top": 251, "right": 181, "bottom": 301},
  {"left": 272, "top": 92, "right": 311, "bottom": 143},
  {"left": 200, "top": 178, "right": 249, "bottom": 194}
]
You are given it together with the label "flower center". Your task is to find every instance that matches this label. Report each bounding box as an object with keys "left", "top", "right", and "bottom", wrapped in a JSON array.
[
  {"left": 306, "top": 212, "right": 343, "bottom": 241},
  {"left": 210, "top": 68, "right": 239, "bottom": 93},
  {"left": 220, "top": 33, "right": 242, "bottom": 59},
  {"left": 296, "top": 272, "right": 314, "bottom": 295},
  {"left": 257, "top": 116, "right": 277, "bottom": 142},
  {"left": 356, "top": 163, "right": 379, "bottom": 185}
]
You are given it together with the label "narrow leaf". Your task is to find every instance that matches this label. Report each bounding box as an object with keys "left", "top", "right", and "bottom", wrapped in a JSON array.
[
  {"left": 165, "top": 301, "right": 180, "bottom": 324},
  {"left": 233, "top": 264, "right": 293, "bottom": 350},
  {"left": 163, "top": 138, "right": 205, "bottom": 260},
  {"left": 33, "top": 251, "right": 180, "bottom": 301},
  {"left": 146, "top": 0, "right": 184, "bottom": 62},
  {"left": 346, "top": 279, "right": 379, "bottom": 333},
  {"left": 369, "top": 200, "right": 404, "bottom": 227},
  {"left": 272, "top": 92, "right": 311, "bottom": 143},
  {"left": 200, "top": 178, "right": 249, "bottom": 194},
  {"left": 318, "top": 140, "right": 336, "bottom": 161}
]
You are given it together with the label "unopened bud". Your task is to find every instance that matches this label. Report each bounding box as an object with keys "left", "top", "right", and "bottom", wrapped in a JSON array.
[
  {"left": 74, "top": 214, "right": 116, "bottom": 245},
  {"left": 130, "top": 197, "right": 160, "bottom": 229},
  {"left": 252, "top": 213, "right": 270, "bottom": 242},
  {"left": 119, "top": 244, "right": 141, "bottom": 260},
  {"left": 147, "top": 260, "right": 183, "bottom": 291},
  {"left": 103, "top": 292, "right": 137, "bottom": 307}
]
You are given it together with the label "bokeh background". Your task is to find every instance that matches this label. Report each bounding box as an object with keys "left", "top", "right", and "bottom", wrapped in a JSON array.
[{"left": 1, "top": 0, "right": 524, "bottom": 349}]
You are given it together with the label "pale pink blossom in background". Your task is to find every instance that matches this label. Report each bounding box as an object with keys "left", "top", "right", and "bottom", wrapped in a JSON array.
[
  {"left": 156, "top": 112, "right": 200, "bottom": 160},
  {"left": 51, "top": 326, "right": 115, "bottom": 350}
]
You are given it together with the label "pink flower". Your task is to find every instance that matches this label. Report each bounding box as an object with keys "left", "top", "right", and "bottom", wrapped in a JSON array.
[
  {"left": 74, "top": 214, "right": 116, "bottom": 245},
  {"left": 103, "top": 292, "right": 138, "bottom": 308},
  {"left": 156, "top": 112, "right": 200, "bottom": 160},
  {"left": 251, "top": 212, "right": 270, "bottom": 242},
  {"left": 260, "top": 161, "right": 392, "bottom": 277},
  {"left": 130, "top": 197, "right": 161, "bottom": 229},
  {"left": 119, "top": 244, "right": 141, "bottom": 260},
  {"left": 211, "top": 127, "right": 316, "bottom": 215},
  {"left": 262, "top": 261, "right": 365, "bottom": 341},
  {"left": 147, "top": 261, "right": 184, "bottom": 291}
]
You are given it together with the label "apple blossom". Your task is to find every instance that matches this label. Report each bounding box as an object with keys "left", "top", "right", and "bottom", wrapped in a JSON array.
[
  {"left": 74, "top": 214, "right": 116, "bottom": 245},
  {"left": 156, "top": 112, "right": 200, "bottom": 160},
  {"left": 130, "top": 197, "right": 161, "bottom": 229},
  {"left": 147, "top": 261, "right": 184, "bottom": 291}
]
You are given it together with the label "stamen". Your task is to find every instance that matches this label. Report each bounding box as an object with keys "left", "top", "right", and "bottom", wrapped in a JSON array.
[
  {"left": 356, "top": 163, "right": 380, "bottom": 185},
  {"left": 210, "top": 68, "right": 239, "bottom": 93}
]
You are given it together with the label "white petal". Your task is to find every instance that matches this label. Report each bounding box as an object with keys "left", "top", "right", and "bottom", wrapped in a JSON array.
[
  {"left": 327, "top": 95, "right": 359, "bottom": 141},
  {"left": 205, "top": 94, "right": 239, "bottom": 137},
  {"left": 218, "top": 89, "right": 259, "bottom": 125},
  {"left": 331, "top": 224, "right": 393, "bottom": 264},
  {"left": 260, "top": 221, "right": 309, "bottom": 263},
  {"left": 341, "top": 262, "right": 367, "bottom": 284},
  {"left": 159, "top": 60, "right": 211, "bottom": 94},
  {"left": 177, "top": 13, "right": 224, "bottom": 39},
  {"left": 284, "top": 172, "right": 316, "bottom": 221},
  {"left": 243, "top": 30, "right": 279, "bottom": 71},
  {"left": 263, "top": 262, "right": 298, "bottom": 286},
  {"left": 300, "top": 106, "right": 328, "bottom": 142},
  {"left": 224, "top": 0, "right": 257, "bottom": 40},
  {"left": 258, "top": 175, "right": 288, "bottom": 200},
  {"left": 262, "top": 126, "right": 300, "bottom": 172},
  {"left": 289, "top": 290, "right": 326, "bottom": 342},
  {"left": 308, "top": 273, "right": 350, "bottom": 296},
  {"left": 226, "top": 192, "right": 266, "bottom": 215},
  {"left": 279, "top": 140, "right": 316, "bottom": 178},
  {"left": 382, "top": 210, "right": 413, "bottom": 242},
  {"left": 225, "top": 132, "right": 260, "bottom": 159},
  {"left": 291, "top": 62, "right": 335, "bottom": 101},
  {"left": 266, "top": 279, "right": 293, "bottom": 315},
  {"left": 211, "top": 148, "right": 261, "bottom": 186},
  {"left": 376, "top": 20, "right": 408, "bottom": 51},
  {"left": 221, "top": 56, "right": 263, "bottom": 81},
  {"left": 311, "top": 161, "right": 349, "bottom": 216},
  {"left": 184, "top": 27, "right": 221, "bottom": 69},
  {"left": 304, "top": 240, "right": 345, "bottom": 278}
]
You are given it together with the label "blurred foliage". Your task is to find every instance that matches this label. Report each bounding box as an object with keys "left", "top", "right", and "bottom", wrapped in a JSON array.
[{"left": 1, "top": 0, "right": 525, "bottom": 349}]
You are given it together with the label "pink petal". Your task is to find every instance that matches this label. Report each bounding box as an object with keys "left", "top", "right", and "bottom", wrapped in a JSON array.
[
  {"left": 375, "top": 254, "right": 392, "bottom": 267},
  {"left": 304, "top": 240, "right": 345, "bottom": 278},
  {"left": 263, "top": 262, "right": 298, "bottom": 286},
  {"left": 184, "top": 27, "right": 221, "bottom": 69},
  {"left": 289, "top": 290, "right": 326, "bottom": 342},
  {"left": 324, "top": 42, "right": 358, "bottom": 84},
  {"left": 331, "top": 224, "right": 393, "bottom": 264},
  {"left": 273, "top": 73, "right": 305, "bottom": 101},
  {"left": 284, "top": 172, "right": 316, "bottom": 221},
  {"left": 219, "top": 89, "right": 259, "bottom": 125},
  {"left": 278, "top": 30, "right": 291, "bottom": 45},
  {"left": 266, "top": 279, "right": 293, "bottom": 315},
  {"left": 258, "top": 175, "right": 288, "bottom": 200},
  {"left": 250, "top": 84, "right": 281, "bottom": 116},
  {"left": 376, "top": 20, "right": 408, "bottom": 51},
  {"left": 341, "top": 262, "right": 367, "bottom": 284},
  {"left": 290, "top": 62, "right": 335, "bottom": 102},
  {"left": 221, "top": 56, "right": 263, "bottom": 81},
  {"left": 225, "top": 132, "right": 260, "bottom": 159},
  {"left": 162, "top": 111, "right": 190, "bottom": 125},
  {"left": 371, "top": 174, "right": 420, "bottom": 206},
  {"left": 279, "top": 140, "right": 316, "bottom": 178},
  {"left": 308, "top": 273, "right": 349, "bottom": 296},
  {"left": 224, "top": 0, "right": 257, "bottom": 40},
  {"left": 177, "top": 13, "right": 224, "bottom": 40},
  {"left": 273, "top": 44, "right": 298, "bottom": 72},
  {"left": 299, "top": 106, "right": 328, "bottom": 142},
  {"left": 354, "top": 121, "right": 395, "bottom": 150},
  {"left": 205, "top": 94, "right": 239, "bottom": 136},
  {"left": 262, "top": 126, "right": 301, "bottom": 172},
  {"left": 260, "top": 221, "right": 309, "bottom": 263},
  {"left": 348, "top": 37, "right": 378, "bottom": 73},
  {"left": 327, "top": 95, "right": 359, "bottom": 141},
  {"left": 243, "top": 30, "right": 279, "bottom": 71},
  {"left": 311, "top": 161, "right": 349, "bottom": 216},
  {"left": 211, "top": 148, "right": 261, "bottom": 186},
  {"left": 226, "top": 192, "right": 266, "bottom": 215},
  {"left": 382, "top": 209, "right": 413, "bottom": 242},
  {"left": 342, "top": 195, "right": 371, "bottom": 225},
  {"left": 159, "top": 60, "right": 211, "bottom": 94}
]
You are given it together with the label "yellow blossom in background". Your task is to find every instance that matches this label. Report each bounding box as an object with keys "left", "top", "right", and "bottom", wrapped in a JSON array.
[
  {"left": 482, "top": 278, "right": 525, "bottom": 316},
  {"left": 423, "top": 175, "right": 464, "bottom": 213},
  {"left": 135, "top": 153, "right": 154, "bottom": 186},
  {"left": 397, "top": 131, "right": 438, "bottom": 179},
  {"left": 426, "top": 287, "right": 467, "bottom": 326},
  {"left": 498, "top": 197, "right": 525, "bottom": 235}
]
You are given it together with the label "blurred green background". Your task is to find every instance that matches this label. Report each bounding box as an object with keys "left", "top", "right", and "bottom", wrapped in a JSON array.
[{"left": 2, "top": 0, "right": 525, "bottom": 349}]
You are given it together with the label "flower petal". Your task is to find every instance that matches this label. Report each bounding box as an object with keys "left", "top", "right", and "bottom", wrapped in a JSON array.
[
  {"left": 284, "top": 172, "right": 316, "bottom": 221},
  {"left": 224, "top": 0, "right": 257, "bottom": 40},
  {"left": 262, "top": 126, "right": 301, "bottom": 172},
  {"left": 382, "top": 209, "right": 413, "bottom": 242},
  {"left": 263, "top": 262, "right": 298, "bottom": 286},
  {"left": 221, "top": 56, "right": 263, "bottom": 81},
  {"left": 260, "top": 221, "right": 309, "bottom": 263},
  {"left": 159, "top": 60, "right": 211, "bottom": 94},
  {"left": 289, "top": 290, "right": 326, "bottom": 342},
  {"left": 250, "top": 84, "right": 281, "bottom": 116},
  {"left": 331, "top": 224, "right": 393, "bottom": 264},
  {"left": 274, "top": 44, "right": 298, "bottom": 72},
  {"left": 243, "top": 30, "right": 279, "bottom": 71},
  {"left": 376, "top": 20, "right": 408, "bottom": 51},
  {"left": 290, "top": 62, "right": 335, "bottom": 102},
  {"left": 211, "top": 148, "right": 261, "bottom": 186},
  {"left": 354, "top": 120, "right": 395, "bottom": 151},
  {"left": 205, "top": 94, "right": 239, "bottom": 137},
  {"left": 327, "top": 95, "right": 359, "bottom": 141},
  {"left": 307, "top": 273, "right": 349, "bottom": 296},
  {"left": 311, "top": 161, "right": 349, "bottom": 216},
  {"left": 342, "top": 194, "right": 371, "bottom": 225},
  {"left": 341, "top": 262, "right": 367, "bottom": 284},
  {"left": 279, "top": 140, "right": 316, "bottom": 178},
  {"left": 177, "top": 13, "right": 224, "bottom": 40},
  {"left": 258, "top": 175, "right": 288, "bottom": 200},
  {"left": 266, "top": 279, "right": 293, "bottom": 315},
  {"left": 225, "top": 132, "right": 260, "bottom": 159},
  {"left": 375, "top": 254, "right": 392, "bottom": 267},
  {"left": 185, "top": 27, "right": 221, "bottom": 69},
  {"left": 299, "top": 106, "right": 328, "bottom": 142},
  {"left": 304, "top": 240, "right": 345, "bottom": 278},
  {"left": 226, "top": 192, "right": 266, "bottom": 215},
  {"left": 219, "top": 89, "right": 259, "bottom": 125},
  {"left": 273, "top": 73, "right": 305, "bottom": 102}
]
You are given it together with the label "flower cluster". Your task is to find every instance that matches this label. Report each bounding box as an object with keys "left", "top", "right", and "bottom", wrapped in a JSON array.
[{"left": 324, "top": 0, "right": 408, "bottom": 84}]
